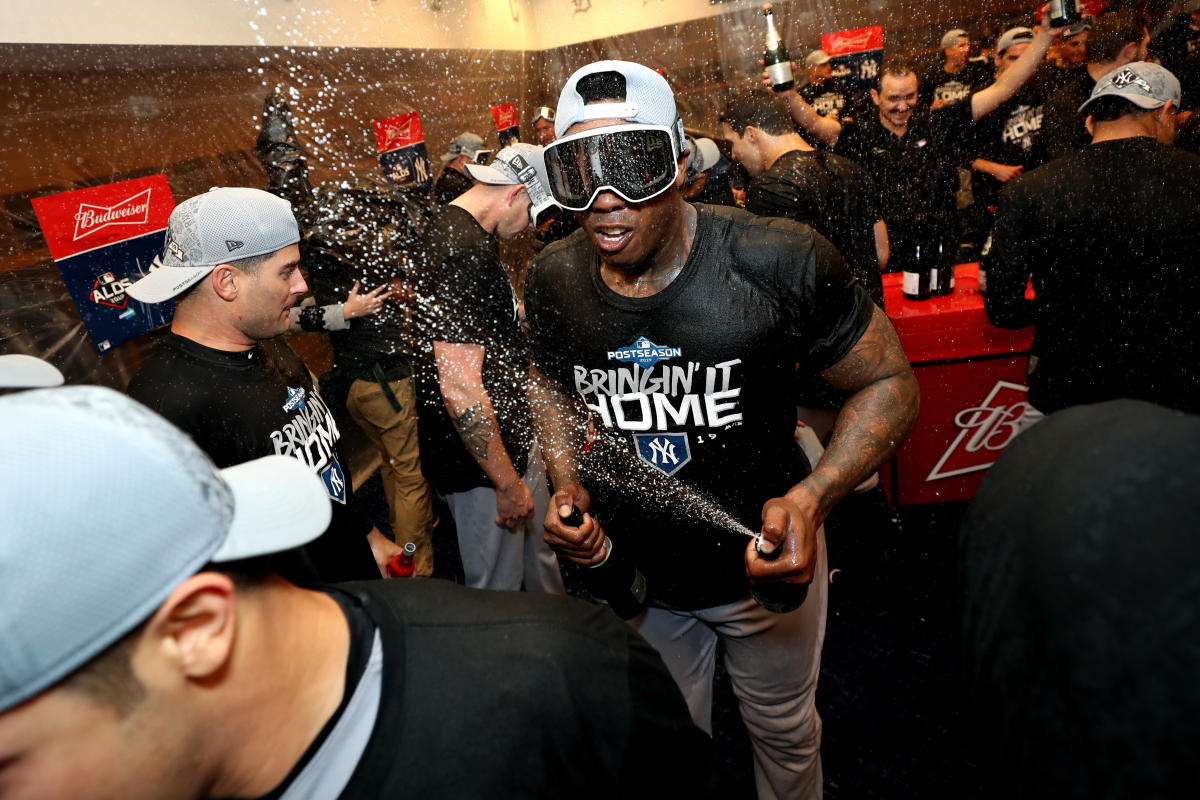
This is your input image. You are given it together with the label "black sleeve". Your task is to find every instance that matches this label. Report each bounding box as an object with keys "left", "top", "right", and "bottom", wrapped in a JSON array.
[
  {"left": 983, "top": 179, "right": 1036, "bottom": 330},
  {"left": 746, "top": 169, "right": 821, "bottom": 225}
]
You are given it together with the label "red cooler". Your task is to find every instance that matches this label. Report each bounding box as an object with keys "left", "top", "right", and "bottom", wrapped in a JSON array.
[{"left": 881, "top": 264, "right": 1033, "bottom": 506}]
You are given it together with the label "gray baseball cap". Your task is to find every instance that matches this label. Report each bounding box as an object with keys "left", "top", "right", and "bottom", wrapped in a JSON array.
[
  {"left": 1080, "top": 62, "right": 1182, "bottom": 112},
  {"left": 0, "top": 386, "right": 331, "bottom": 713},
  {"left": 464, "top": 142, "right": 559, "bottom": 224},
  {"left": 996, "top": 27, "right": 1035, "bottom": 55},
  {"left": 554, "top": 60, "right": 685, "bottom": 157},
  {"left": 805, "top": 49, "right": 832, "bottom": 67},
  {"left": 439, "top": 132, "right": 486, "bottom": 163},
  {"left": 941, "top": 29, "right": 969, "bottom": 50},
  {"left": 126, "top": 187, "right": 300, "bottom": 304}
]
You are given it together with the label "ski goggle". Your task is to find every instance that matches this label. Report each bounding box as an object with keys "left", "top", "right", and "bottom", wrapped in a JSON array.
[{"left": 543, "top": 125, "right": 680, "bottom": 211}]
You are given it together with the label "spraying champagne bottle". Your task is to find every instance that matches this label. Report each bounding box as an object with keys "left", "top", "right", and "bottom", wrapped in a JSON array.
[
  {"left": 762, "top": 4, "right": 795, "bottom": 93},
  {"left": 751, "top": 535, "right": 810, "bottom": 613},
  {"left": 1048, "top": 0, "right": 1082, "bottom": 28},
  {"left": 563, "top": 505, "right": 647, "bottom": 620}
]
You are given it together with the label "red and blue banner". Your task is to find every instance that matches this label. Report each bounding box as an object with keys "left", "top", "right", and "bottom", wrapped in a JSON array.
[
  {"left": 822, "top": 25, "right": 885, "bottom": 90},
  {"left": 491, "top": 103, "right": 520, "bottom": 148},
  {"left": 373, "top": 112, "right": 433, "bottom": 190},
  {"left": 31, "top": 175, "right": 175, "bottom": 354}
]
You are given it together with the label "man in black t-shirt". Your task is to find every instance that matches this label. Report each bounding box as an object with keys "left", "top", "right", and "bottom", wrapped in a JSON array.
[
  {"left": 1042, "top": 12, "right": 1150, "bottom": 162},
  {"left": 126, "top": 187, "right": 400, "bottom": 583},
  {"left": 0, "top": 385, "right": 734, "bottom": 800},
  {"left": 985, "top": 62, "right": 1200, "bottom": 416},
  {"left": 533, "top": 60, "right": 918, "bottom": 798},
  {"left": 433, "top": 132, "right": 486, "bottom": 205},
  {"left": 410, "top": 142, "right": 565, "bottom": 595},
  {"left": 774, "top": 9, "right": 1069, "bottom": 277},
  {"left": 919, "top": 28, "right": 993, "bottom": 110},
  {"left": 720, "top": 86, "right": 886, "bottom": 307}
]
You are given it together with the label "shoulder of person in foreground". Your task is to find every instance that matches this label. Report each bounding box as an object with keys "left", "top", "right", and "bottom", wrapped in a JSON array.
[{"left": 342, "top": 578, "right": 746, "bottom": 797}]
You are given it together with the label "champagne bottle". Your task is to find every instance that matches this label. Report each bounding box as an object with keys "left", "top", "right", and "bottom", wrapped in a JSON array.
[
  {"left": 932, "top": 241, "right": 955, "bottom": 296},
  {"left": 1048, "top": 0, "right": 1082, "bottom": 28},
  {"left": 762, "top": 4, "right": 795, "bottom": 93},
  {"left": 751, "top": 535, "right": 809, "bottom": 614},
  {"left": 387, "top": 542, "right": 417, "bottom": 578},
  {"left": 902, "top": 244, "right": 931, "bottom": 301},
  {"left": 564, "top": 506, "right": 647, "bottom": 620}
]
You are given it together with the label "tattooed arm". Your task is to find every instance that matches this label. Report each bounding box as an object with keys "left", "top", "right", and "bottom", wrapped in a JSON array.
[
  {"left": 749, "top": 304, "right": 919, "bottom": 584},
  {"left": 433, "top": 340, "right": 534, "bottom": 530}
]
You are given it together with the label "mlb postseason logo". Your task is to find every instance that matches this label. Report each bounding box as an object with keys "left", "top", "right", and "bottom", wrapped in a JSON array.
[
  {"left": 634, "top": 432, "right": 692, "bottom": 476},
  {"left": 606, "top": 336, "right": 682, "bottom": 370},
  {"left": 322, "top": 455, "right": 348, "bottom": 504},
  {"left": 282, "top": 386, "right": 307, "bottom": 414}
]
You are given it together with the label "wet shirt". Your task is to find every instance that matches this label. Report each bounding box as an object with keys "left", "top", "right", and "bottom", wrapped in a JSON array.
[
  {"left": 410, "top": 204, "right": 534, "bottom": 493},
  {"left": 799, "top": 77, "right": 852, "bottom": 118},
  {"left": 833, "top": 97, "right": 975, "bottom": 233},
  {"left": 433, "top": 166, "right": 473, "bottom": 205},
  {"left": 919, "top": 60, "right": 992, "bottom": 109},
  {"left": 525, "top": 205, "right": 873, "bottom": 610},
  {"left": 984, "top": 137, "right": 1200, "bottom": 414},
  {"left": 746, "top": 148, "right": 885, "bottom": 307},
  {"left": 126, "top": 333, "right": 376, "bottom": 581},
  {"left": 1041, "top": 71, "right": 1096, "bottom": 162},
  {"left": 969, "top": 69, "right": 1058, "bottom": 172}
]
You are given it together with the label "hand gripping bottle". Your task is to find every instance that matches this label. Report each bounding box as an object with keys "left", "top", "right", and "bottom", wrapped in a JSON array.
[
  {"left": 750, "top": 535, "right": 810, "bottom": 613},
  {"left": 387, "top": 542, "right": 418, "bottom": 578},
  {"left": 563, "top": 506, "right": 647, "bottom": 620}
]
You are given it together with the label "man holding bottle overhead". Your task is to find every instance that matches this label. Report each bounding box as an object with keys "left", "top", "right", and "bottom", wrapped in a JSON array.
[
  {"left": 770, "top": 7, "right": 1069, "bottom": 277},
  {"left": 526, "top": 59, "right": 918, "bottom": 798}
]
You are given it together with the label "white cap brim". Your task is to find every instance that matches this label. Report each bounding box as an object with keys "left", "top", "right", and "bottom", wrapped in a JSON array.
[
  {"left": 0, "top": 355, "right": 64, "bottom": 388},
  {"left": 464, "top": 162, "right": 519, "bottom": 185},
  {"left": 211, "top": 455, "right": 332, "bottom": 562},
  {"left": 126, "top": 263, "right": 214, "bottom": 304},
  {"left": 695, "top": 138, "right": 721, "bottom": 172}
]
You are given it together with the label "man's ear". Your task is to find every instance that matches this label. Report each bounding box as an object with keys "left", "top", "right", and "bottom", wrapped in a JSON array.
[
  {"left": 870, "top": 88, "right": 881, "bottom": 107},
  {"left": 506, "top": 184, "right": 525, "bottom": 205},
  {"left": 210, "top": 265, "right": 240, "bottom": 303},
  {"left": 1084, "top": 113, "right": 1095, "bottom": 137},
  {"left": 141, "top": 572, "right": 239, "bottom": 682}
]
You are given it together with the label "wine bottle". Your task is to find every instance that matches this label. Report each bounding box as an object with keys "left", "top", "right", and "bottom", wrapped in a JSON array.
[
  {"left": 1048, "top": 0, "right": 1082, "bottom": 28},
  {"left": 762, "top": 4, "right": 795, "bottom": 93},
  {"left": 902, "top": 244, "right": 931, "bottom": 301},
  {"left": 563, "top": 506, "right": 647, "bottom": 620},
  {"left": 932, "top": 241, "right": 955, "bottom": 296}
]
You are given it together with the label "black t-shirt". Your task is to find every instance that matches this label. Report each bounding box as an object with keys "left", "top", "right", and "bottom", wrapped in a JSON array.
[
  {"left": 410, "top": 204, "right": 534, "bottom": 493},
  {"left": 919, "top": 60, "right": 992, "bottom": 109},
  {"left": 984, "top": 137, "right": 1200, "bottom": 414},
  {"left": 746, "top": 148, "right": 884, "bottom": 307},
  {"left": 432, "top": 166, "right": 473, "bottom": 205},
  {"left": 525, "top": 206, "right": 873, "bottom": 610},
  {"left": 126, "top": 333, "right": 377, "bottom": 582},
  {"left": 969, "top": 68, "right": 1058, "bottom": 175},
  {"left": 834, "top": 97, "right": 976, "bottom": 235},
  {"left": 1040, "top": 71, "right": 1095, "bottom": 162},
  {"left": 799, "top": 77, "right": 851, "bottom": 118}
]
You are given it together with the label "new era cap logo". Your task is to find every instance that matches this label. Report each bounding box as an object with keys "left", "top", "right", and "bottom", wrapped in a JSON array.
[
  {"left": 72, "top": 188, "right": 152, "bottom": 241},
  {"left": 225, "top": 240, "right": 244, "bottom": 252}
]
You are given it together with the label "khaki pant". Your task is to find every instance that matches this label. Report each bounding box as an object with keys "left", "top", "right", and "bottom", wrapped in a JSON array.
[{"left": 347, "top": 376, "right": 437, "bottom": 576}]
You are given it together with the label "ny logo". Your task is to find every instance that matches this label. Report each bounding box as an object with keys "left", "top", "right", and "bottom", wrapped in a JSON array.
[{"left": 634, "top": 432, "right": 691, "bottom": 476}]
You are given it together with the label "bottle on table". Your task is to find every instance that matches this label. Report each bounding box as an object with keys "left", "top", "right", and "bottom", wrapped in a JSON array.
[
  {"left": 1048, "top": 0, "right": 1082, "bottom": 28},
  {"left": 387, "top": 542, "right": 418, "bottom": 578},
  {"left": 762, "top": 3, "right": 795, "bottom": 93},
  {"left": 903, "top": 244, "right": 932, "bottom": 301},
  {"left": 932, "top": 242, "right": 955, "bottom": 296},
  {"left": 563, "top": 505, "right": 647, "bottom": 620}
]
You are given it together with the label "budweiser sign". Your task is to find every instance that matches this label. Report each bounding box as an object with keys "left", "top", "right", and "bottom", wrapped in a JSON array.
[
  {"left": 926, "top": 380, "right": 1030, "bottom": 482},
  {"left": 821, "top": 25, "right": 885, "bottom": 56},
  {"left": 373, "top": 112, "right": 424, "bottom": 154},
  {"left": 73, "top": 188, "right": 152, "bottom": 241},
  {"left": 491, "top": 103, "right": 518, "bottom": 131}
]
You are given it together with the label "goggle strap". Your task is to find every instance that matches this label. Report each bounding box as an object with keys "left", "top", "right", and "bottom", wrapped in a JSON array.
[{"left": 580, "top": 102, "right": 640, "bottom": 121}]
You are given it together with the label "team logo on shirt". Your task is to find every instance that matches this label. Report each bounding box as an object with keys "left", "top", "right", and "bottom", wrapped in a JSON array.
[
  {"left": 634, "top": 432, "right": 692, "bottom": 476},
  {"left": 606, "top": 336, "right": 681, "bottom": 369},
  {"left": 321, "top": 454, "right": 348, "bottom": 503},
  {"left": 283, "top": 386, "right": 307, "bottom": 413}
]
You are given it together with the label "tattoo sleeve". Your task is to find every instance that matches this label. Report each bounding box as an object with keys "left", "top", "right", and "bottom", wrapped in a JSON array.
[
  {"left": 800, "top": 305, "right": 920, "bottom": 520},
  {"left": 452, "top": 402, "right": 496, "bottom": 461}
]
